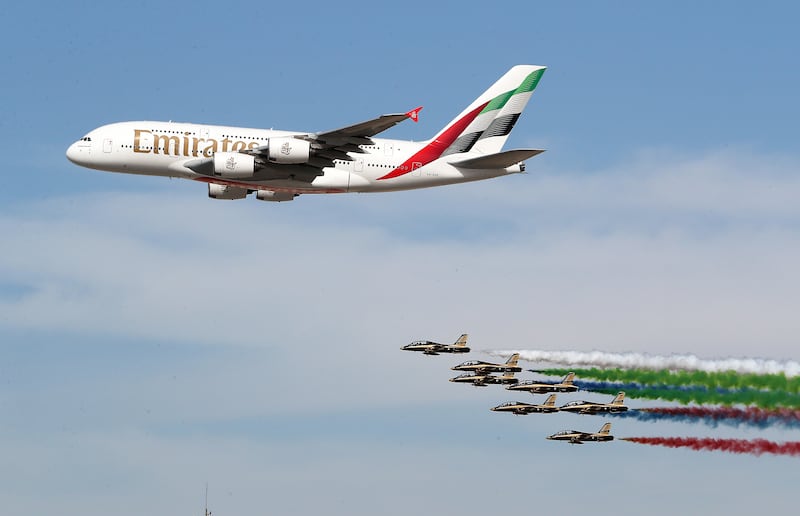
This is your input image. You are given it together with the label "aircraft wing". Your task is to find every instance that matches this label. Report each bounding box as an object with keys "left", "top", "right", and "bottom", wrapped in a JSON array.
[
  {"left": 313, "top": 107, "right": 422, "bottom": 145},
  {"left": 201, "top": 107, "right": 423, "bottom": 182}
]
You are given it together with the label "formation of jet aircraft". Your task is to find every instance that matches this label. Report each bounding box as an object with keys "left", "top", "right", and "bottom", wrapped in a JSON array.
[
  {"left": 67, "top": 65, "right": 547, "bottom": 202},
  {"left": 403, "top": 338, "right": 622, "bottom": 444},
  {"left": 559, "top": 392, "right": 628, "bottom": 414},
  {"left": 451, "top": 354, "right": 521, "bottom": 374},
  {"left": 505, "top": 372, "right": 577, "bottom": 394},
  {"left": 491, "top": 394, "right": 559, "bottom": 415},
  {"left": 401, "top": 334, "right": 470, "bottom": 355},
  {"left": 547, "top": 423, "right": 614, "bottom": 444}
]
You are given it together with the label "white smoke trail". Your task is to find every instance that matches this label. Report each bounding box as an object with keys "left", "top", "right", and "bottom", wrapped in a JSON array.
[{"left": 487, "top": 350, "right": 800, "bottom": 377}]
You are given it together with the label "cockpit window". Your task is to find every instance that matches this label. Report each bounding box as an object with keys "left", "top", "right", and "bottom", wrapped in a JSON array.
[{"left": 80, "top": 136, "right": 92, "bottom": 142}]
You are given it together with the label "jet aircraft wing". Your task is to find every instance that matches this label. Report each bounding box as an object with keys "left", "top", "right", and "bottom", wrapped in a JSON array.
[
  {"left": 313, "top": 107, "right": 422, "bottom": 144},
  {"left": 242, "top": 107, "right": 423, "bottom": 177}
]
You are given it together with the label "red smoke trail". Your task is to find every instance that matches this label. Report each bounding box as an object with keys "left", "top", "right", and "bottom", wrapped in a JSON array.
[
  {"left": 641, "top": 406, "right": 800, "bottom": 428},
  {"left": 622, "top": 437, "right": 800, "bottom": 456}
]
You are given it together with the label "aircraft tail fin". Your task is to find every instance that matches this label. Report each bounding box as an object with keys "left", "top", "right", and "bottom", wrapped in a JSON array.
[
  {"left": 505, "top": 353, "right": 520, "bottom": 367},
  {"left": 598, "top": 423, "right": 612, "bottom": 435},
  {"left": 454, "top": 334, "right": 468, "bottom": 347},
  {"left": 562, "top": 372, "right": 575, "bottom": 385},
  {"left": 611, "top": 392, "right": 626, "bottom": 405},
  {"left": 544, "top": 394, "right": 557, "bottom": 407},
  {"left": 437, "top": 65, "right": 546, "bottom": 156},
  {"left": 376, "top": 65, "right": 545, "bottom": 181}
]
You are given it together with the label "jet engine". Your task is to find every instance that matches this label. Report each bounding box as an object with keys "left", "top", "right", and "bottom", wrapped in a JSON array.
[
  {"left": 263, "top": 137, "right": 311, "bottom": 164},
  {"left": 208, "top": 183, "right": 248, "bottom": 200},
  {"left": 213, "top": 152, "right": 257, "bottom": 178},
  {"left": 256, "top": 190, "right": 296, "bottom": 202}
]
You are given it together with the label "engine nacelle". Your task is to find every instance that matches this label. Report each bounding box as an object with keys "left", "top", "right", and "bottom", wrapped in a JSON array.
[
  {"left": 266, "top": 137, "right": 311, "bottom": 164},
  {"left": 256, "top": 190, "right": 296, "bottom": 202},
  {"left": 208, "top": 183, "right": 248, "bottom": 200},
  {"left": 213, "top": 152, "right": 256, "bottom": 178}
]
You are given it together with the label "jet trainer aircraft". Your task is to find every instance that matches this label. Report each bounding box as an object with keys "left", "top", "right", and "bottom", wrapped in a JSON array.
[
  {"left": 505, "top": 372, "right": 578, "bottom": 394},
  {"left": 67, "top": 66, "right": 546, "bottom": 202},
  {"left": 451, "top": 354, "right": 521, "bottom": 374},
  {"left": 547, "top": 423, "right": 614, "bottom": 444},
  {"left": 449, "top": 371, "right": 519, "bottom": 387},
  {"left": 401, "top": 334, "right": 470, "bottom": 355},
  {"left": 491, "top": 394, "right": 559, "bottom": 415},
  {"left": 559, "top": 392, "right": 628, "bottom": 414}
]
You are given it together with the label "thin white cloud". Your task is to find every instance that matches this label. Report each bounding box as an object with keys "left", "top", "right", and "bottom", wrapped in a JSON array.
[{"left": 3, "top": 149, "right": 800, "bottom": 357}]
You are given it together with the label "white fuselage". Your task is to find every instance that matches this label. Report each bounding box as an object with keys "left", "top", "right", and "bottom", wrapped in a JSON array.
[{"left": 66, "top": 121, "right": 521, "bottom": 195}]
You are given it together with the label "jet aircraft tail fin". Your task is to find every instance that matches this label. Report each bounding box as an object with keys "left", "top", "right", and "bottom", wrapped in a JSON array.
[
  {"left": 544, "top": 394, "right": 557, "bottom": 407},
  {"left": 598, "top": 423, "right": 612, "bottom": 435},
  {"left": 611, "top": 392, "right": 626, "bottom": 405},
  {"left": 454, "top": 334, "right": 469, "bottom": 347},
  {"left": 505, "top": 353, "right": 520, "bottom": 367},
  {"left": 562, "top": 372, "right": 575, "bottom": 385},
  {"left": 377, "top": 65, "right": 545, "bottom": 181},
  {"left": 435, "top": 65, "right": 546, "bottom": 157}
]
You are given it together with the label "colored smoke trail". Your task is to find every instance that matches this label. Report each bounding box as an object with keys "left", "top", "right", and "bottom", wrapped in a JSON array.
[
  {"left": 489, "top": 350, "right": 800, "bottom": 376},
  {"left": 575, "top": 380, "right": 800, "bottom": 408},
  {"left": 610, "top": 407, "right": 800, "bottom": 429},
  {"left": 537, "top": 368, "right": 800, "bottom": 394},
  {"left": 621, "top": 437, "right": 800, "bottom": 456}
]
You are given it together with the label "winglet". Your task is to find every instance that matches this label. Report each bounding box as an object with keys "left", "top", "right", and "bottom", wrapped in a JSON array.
[{"left": 406, "top": 106, "right": 423, "bottom": 122}]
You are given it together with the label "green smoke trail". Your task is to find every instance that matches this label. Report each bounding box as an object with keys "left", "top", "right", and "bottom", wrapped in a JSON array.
[
  {"left": 538, "top": 368, "right": 800, "bottom": 394},
  {"left": 583, "top": 383, "right": 800, "bottom": 409}
]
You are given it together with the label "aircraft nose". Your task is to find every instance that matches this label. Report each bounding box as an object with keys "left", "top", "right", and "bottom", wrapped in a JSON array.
[
  {"left": 66, "top": 141, "right": 90, "bottom": 165},
  {"left": 66, "top": 142, "right": 80, "bottom": 164}
]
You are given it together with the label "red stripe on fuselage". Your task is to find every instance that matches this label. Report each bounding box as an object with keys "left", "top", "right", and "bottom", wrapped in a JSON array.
[{"left": 377, "top": 102, "right": 488, "bottom": 180}]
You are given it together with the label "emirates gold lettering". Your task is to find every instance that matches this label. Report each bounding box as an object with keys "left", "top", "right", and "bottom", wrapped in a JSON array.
[
  {"left": 133, "top": 129, "right": 150, "bottom": 153},
  {"left": 192, "top": 137, "right": 205, "bottom": 157},
  {"left": 203, "top": 140, "right": 217, "bottom": 158},
  {"left": 154, "top": 134, "right": 180, "bottom": 155},
  {"left": 132, "top": 129, "right": 259, "bottom": 158}
]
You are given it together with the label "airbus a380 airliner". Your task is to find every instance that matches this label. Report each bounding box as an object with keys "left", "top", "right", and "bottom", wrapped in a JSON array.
[{"left": 66, "top": 65, "right": 546, "bottom": 202}]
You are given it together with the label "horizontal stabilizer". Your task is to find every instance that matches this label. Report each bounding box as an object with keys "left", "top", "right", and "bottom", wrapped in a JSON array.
[{"left": 450, "top": 149, "right": 545, "bottom": 169}]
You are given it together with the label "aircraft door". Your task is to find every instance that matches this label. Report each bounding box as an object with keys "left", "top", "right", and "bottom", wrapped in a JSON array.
[
  {"left": 103, "top": 138, "right": 113, "bottom": 153},
  {"left": 411, "top": 162, "right": 422, "bottom": 177}
]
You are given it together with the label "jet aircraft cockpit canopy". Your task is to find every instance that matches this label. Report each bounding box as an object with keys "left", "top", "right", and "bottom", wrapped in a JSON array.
[
  {"left": 458, "top": 360, "right": 482, "bottom": 366},
  {"left": 561, "top": 400, "right": 589, "bottom": 408},
  {"left": 553, "top": 430, "right": 578, "bottom": 437}
]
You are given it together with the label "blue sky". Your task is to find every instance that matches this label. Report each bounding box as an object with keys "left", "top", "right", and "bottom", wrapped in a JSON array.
[{"left": 2, "top": 1, "right": 800, "bottom": 514}]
